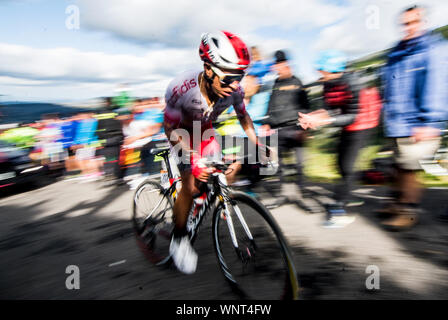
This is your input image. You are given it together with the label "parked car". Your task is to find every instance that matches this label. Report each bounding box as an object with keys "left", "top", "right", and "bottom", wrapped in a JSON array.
[{"left": 0, "top": 141, "right": 46, "bottom": 189}]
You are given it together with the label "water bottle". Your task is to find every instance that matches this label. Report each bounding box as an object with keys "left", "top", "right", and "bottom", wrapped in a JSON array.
[{"left": 160, "top": 158, "right": 169, "bottom": 189}]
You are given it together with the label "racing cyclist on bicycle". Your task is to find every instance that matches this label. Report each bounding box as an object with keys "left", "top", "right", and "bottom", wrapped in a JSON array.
[{"left": 163, "top": 31, "right": 268, "bottom": 274}]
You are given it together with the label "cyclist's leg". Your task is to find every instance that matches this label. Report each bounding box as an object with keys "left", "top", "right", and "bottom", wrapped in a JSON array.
[
  {"left": 170, "top": 168, "right": 201, "bottom": 274},
  {"left": 173, "top": 169, "right": 196, "bottom": 234}
]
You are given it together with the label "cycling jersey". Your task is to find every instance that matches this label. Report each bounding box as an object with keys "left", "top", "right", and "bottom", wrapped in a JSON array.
[{"left": 164, "top": 70, "right": 247, "bottom": 132}]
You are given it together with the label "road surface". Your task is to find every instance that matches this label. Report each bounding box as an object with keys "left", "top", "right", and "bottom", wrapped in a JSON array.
[{"left": 1, "top": 178, "right": 448, "bottom": 299}]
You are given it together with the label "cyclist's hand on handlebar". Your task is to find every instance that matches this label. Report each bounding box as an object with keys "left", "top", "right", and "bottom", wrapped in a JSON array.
[
  {"left": 191, "top": 155, "right": 215, "bottom": 182},
  {"left": 195, "top": 168, "right": 215, "bottom": 182}
]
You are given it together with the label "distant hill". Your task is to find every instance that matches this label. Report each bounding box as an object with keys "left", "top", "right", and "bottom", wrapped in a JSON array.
[{"left": 0, "top": 102, "right": 91, "bottom": 124}]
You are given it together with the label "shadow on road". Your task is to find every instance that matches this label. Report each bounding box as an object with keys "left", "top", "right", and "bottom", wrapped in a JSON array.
[{"left": 1, "top": 179, "right": 448, "bottom": 299}]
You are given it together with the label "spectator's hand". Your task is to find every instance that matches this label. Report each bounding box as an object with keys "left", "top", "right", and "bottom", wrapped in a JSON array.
[
  {"left": 298, "top": 112, "right": 313, "bottom": 130},
  {"left": 298, "top": 109, "right": 332, "bottom": 130},
  {"left": 258, "top": 144, "right": 277, "bottom": 165},
  {"left": 259, "top": 124, "right": 274, "bottom": 137},
  {"left": 412, "top": 127, "right": 440, "bottom": 142}
]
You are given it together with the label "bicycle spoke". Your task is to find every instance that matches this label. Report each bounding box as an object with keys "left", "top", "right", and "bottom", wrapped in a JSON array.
[
  {"left": 213, "top": 191, "right": 298, "bottom": 300},
  {"left": 132, "top": 180, "right": 174, "bottom": 265}
]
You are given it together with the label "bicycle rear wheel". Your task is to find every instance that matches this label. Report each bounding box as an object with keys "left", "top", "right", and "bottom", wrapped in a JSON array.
[
  {"left": 212, "top": 191, "right": 299, "bottom": 300},
  {"left": 133, "top": 180, "right": 174, "bottom": 266}
]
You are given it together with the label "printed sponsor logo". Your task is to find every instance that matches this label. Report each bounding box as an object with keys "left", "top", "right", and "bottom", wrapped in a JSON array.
[{"left": 168, "top": 78, "right": 197, "bottom": 105}]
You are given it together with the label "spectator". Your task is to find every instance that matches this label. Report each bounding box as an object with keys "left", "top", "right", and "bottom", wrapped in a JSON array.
[
  {"left": 95, "top": 97, "right": 125, "bottom": 184},
  {"left": 121, "top": 99, "right": 163, "bottom": 188},
  {"left": 379, "top": 5, "right": 448, "bottom": 230},
  {"left": 262, "top": 50, "right": 310, "bottom": 206},
  {"left": 299, "top": 49, "right": 382, "bottom": 227},
  {"left": 65, "top": 113, "right": 102, "bottom": 181},
  {"left": 135, "top": 98, "right": 165, "bottom": 175}
]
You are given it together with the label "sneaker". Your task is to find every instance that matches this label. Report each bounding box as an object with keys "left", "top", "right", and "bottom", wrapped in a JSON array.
[
  {"left": 323, "top": 215, "right": 356, "bottom": 228},
  {"left": 265, "top": 196, "right": 288, "bottom": 209},
  {"left": 345, "top": 199, "right": 365, "bottom": 207},
  {"left": 169, "top": 235, "right": 198, "bottom": 274},
  {"left": 323, "top": 204, "right": 356, "bottom": 228}
]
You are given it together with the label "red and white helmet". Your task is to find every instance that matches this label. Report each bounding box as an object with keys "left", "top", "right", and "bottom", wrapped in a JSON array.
[{"left": 199, "top": 31, "right": 250, "bottom": 71}]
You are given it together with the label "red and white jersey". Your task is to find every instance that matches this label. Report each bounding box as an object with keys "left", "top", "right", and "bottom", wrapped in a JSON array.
[{"left": 164, "top": 70, "right": 247, "bottom": 131}]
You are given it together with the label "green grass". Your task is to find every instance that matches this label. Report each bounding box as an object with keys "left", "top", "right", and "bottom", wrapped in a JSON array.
[{"left": 301, "top": 130, "right": 448, "bottom": 188}]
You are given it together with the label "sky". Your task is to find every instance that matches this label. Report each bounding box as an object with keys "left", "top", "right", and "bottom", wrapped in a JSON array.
[{"left": 0, "top": 0, "right": 447, "bottom": 102}]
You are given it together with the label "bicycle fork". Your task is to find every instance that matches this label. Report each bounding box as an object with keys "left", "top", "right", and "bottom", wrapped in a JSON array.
[{"left": 222, "top": 201, "right": 256, "bottom": 263}]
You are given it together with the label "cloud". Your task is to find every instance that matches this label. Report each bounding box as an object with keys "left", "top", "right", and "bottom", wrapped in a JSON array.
[
  {"left": 2, "top": 0, "right": 447, "bottom": 101},
  {"left": 0, "top": 42, "right": 197, "bottom": 84},
  {"left": 313, "top": 0, "right": 448, "bottom": 57},
  {"left": 0, "top": 41, "right": 202, "bottom": 100},
  {"left": 77, "top": 0, "right": 347, "bottom": 47}
]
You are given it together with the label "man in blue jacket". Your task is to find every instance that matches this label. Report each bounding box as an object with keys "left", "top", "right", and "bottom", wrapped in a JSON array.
[{"left": 381, "top": 5, "right": 448, "bottom": 230}]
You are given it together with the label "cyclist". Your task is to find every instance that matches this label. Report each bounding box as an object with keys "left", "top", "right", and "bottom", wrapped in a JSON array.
[{"left": 163, "top": 31, "right": 268, "bottom": 274}]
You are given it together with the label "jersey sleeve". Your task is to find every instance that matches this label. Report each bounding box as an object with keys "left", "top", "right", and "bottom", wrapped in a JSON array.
[
  {"left": 232, "top": 85, "right": 248, "bottom": 120},
  {"left": 163, "top": 80, "right": 182, "bottom": 128}
]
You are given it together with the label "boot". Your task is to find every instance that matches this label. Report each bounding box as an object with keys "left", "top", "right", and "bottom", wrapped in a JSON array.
[{"left": 381, "top": 205, "right": 418, "bottom": 231}]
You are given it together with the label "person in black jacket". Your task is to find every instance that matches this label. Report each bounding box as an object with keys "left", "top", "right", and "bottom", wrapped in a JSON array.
[{"left": 262, "top": 50, "right": 310, "bottom": 206}]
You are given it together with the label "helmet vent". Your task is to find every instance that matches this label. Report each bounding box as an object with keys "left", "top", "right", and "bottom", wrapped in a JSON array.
[
  {"left": 212, "top": 38, "right": 219, "bottom": 47},
  {"left": 220, "top": 56, "right": 231, "bottom": 64}
]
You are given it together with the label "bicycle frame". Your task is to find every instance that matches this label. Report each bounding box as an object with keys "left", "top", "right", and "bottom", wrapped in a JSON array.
[
  {"left": 151, "top": 149, "right": 255, "bottom": 256},
  {"left": 137, "top": 148, "right": 299, "bottom": 299}
]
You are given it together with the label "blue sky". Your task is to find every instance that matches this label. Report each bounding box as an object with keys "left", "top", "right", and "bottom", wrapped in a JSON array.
[{"left": 0, "top": 0, "right": 446, "bottom": 102}]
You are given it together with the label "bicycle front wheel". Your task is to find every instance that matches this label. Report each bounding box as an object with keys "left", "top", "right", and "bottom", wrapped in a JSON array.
[
  {"left": 133, "top": 180, "right": 174, "bottom": 266},
  {"left": 212, "top": 191, "right": 299, "bottom": 300}
]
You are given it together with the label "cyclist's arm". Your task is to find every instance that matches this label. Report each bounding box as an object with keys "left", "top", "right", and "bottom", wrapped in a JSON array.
[
  {"left": 163, "top": 81, "right": 196, "bottom": 156},
  {"left": 239, "top": 112, "right": 258, "bottom": 145},
  {"left": 163, "top": 113, "right": 193, "bottom": 156},
  {"left": 233, "top": 88, "right": 259, "bottom": 146}
]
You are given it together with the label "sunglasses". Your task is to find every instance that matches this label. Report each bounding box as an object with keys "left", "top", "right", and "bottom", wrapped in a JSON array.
[
  {"left": 402, "top": 19, "right": 421, "bottom": 26},
  {"left": 210, "top": 65, "right": 244, "bottom": 85}
]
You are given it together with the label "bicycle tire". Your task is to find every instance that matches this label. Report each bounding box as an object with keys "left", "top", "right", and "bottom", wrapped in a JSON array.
[
  {"left": 132, "top": 179, "right": 174, "bottom": 266},
  {"left": 212, "top": 191, "right": 299, "bottom": 300}
]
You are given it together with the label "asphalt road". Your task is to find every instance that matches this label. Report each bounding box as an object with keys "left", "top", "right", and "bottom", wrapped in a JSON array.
[{"left": 1, "top": 178, "right": 448, "bottom": 300}]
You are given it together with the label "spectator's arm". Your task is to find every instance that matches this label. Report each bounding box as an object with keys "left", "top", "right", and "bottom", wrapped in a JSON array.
[{"left": 421, "top": 40, "right": 448, "bottom": 126}]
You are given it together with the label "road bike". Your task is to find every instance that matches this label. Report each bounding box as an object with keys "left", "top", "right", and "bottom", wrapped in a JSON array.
[{"left": 132, "top": 145, "right": 299, "bottom": 300}]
